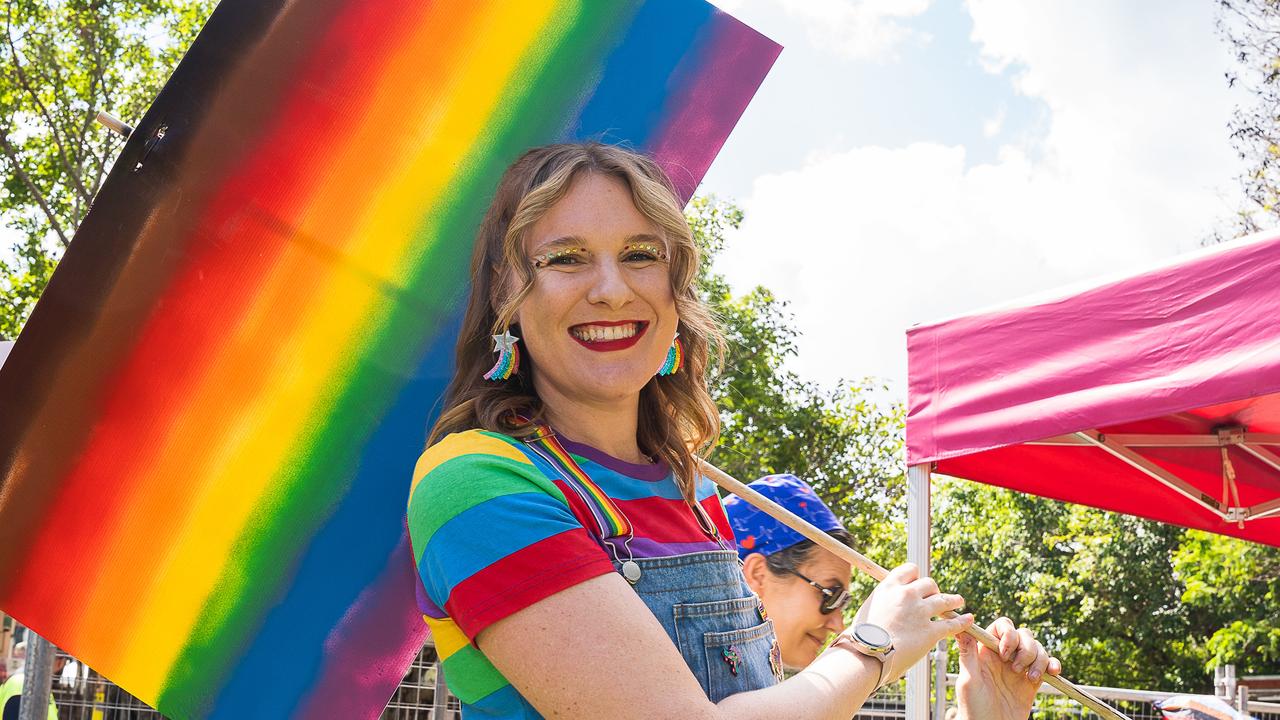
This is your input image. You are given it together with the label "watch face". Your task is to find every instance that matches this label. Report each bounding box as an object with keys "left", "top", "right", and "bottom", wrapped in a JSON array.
[{"left": 854, "top": 623, "right": 892, "bottom": 650}]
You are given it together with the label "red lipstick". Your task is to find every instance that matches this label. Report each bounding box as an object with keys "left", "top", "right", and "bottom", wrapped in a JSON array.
[{"left": 569, "top": 320, "right": 648, "bottom": 352}]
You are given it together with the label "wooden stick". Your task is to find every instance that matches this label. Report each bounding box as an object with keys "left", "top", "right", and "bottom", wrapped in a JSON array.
[{"left": 701, "top": 461, "right": 1134, "bottom": 720}]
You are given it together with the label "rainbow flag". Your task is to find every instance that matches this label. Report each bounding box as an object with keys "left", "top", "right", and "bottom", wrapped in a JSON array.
[{"left": 0, "top": 0, "right": 779, "bottom": 717}]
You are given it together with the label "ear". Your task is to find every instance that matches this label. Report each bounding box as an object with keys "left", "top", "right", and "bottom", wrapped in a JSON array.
[{"left": 741, "top": 553, "right": 769, "bottom": 595}]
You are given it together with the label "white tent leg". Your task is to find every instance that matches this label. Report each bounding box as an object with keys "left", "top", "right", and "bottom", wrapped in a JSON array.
[{"left": 907, "top": 463, "right": 933, "bottom": 719}]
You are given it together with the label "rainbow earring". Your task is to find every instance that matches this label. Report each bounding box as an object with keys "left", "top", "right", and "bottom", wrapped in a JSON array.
[
  {"left": 484, "top": 330, "right": 520, "bottom": 381},
  {"left": 657, "top": 334, "right": 683, "bottom": 376}
]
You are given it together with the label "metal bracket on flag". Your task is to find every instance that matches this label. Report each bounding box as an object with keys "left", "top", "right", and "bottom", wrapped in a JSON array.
[{"left": 132, "top": 123, "right": 169, "bottom": 173}]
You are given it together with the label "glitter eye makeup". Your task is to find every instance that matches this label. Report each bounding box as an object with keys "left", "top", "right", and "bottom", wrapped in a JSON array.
[
  {"left": 621, "top": 241, "right": 668, "bottom": 263},
  {"left": 531, "top": 246, "right": 588, "bottom": 269}
]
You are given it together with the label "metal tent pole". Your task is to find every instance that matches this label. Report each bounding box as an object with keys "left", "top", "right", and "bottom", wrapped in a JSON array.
[
  {"left": 932, "top": 639, "right": 949, "bottom": 718},
  {"left": 432, "top": 659, "right": 452, "bottom": 719},
  {"left": 907, "top": 463, "right": 933, "bottom": 719},
  {"left": 17, "top": 633, "right": 55, "bottom": 720}
]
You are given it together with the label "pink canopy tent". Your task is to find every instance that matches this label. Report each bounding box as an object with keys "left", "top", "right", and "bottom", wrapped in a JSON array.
[
  {"left": 899, "top": 230, "right": 1280, "bottom": 718},
  {"left": 907, "top": 230, "right": 1280, "bottom": 546}
]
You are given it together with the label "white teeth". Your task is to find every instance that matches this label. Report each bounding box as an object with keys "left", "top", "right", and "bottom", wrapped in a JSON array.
[{"left": 572, "top": 322, "right": 640, "bottom": 342}]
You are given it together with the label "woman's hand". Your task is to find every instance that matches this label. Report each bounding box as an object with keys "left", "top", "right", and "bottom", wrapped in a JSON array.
[
  {"left": 955, "top": 617, "right": 1062, "bottom": 720},
  {"left": 849, "top": 563, "right": 973, "bottom": 682}
]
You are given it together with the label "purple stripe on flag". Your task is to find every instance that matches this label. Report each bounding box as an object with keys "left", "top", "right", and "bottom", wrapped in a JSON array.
[
  {"left": 651, "top": 10, "right": 781, "bottom": 201},
  {"left": 295, "top": 529, "right": 430, "bottom": 719}
]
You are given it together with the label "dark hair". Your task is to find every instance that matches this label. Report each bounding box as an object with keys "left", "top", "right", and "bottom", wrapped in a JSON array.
[{"left": 763, "top": 527, "right": 856, "bottom": 577}]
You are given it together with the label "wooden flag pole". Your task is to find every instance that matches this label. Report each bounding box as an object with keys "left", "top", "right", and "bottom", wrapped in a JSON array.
[{"left": 700, "top": 460, "right": 1134, "bottom": 720}]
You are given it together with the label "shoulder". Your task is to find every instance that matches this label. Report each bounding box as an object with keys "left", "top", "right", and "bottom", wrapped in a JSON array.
[
  {"left": 694, "top": 472, "right": 735, "bottom": 539},
  {"left": 413, "top": 429, "right": 534, "bottom": 481},
  {"left": 408, "top": 429, "right": 565, "bottom": 534}
]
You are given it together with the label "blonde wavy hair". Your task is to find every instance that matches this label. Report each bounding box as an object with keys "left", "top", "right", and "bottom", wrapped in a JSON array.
[{"left": 428, "top": 143, "right": 724, "bottom": 501}]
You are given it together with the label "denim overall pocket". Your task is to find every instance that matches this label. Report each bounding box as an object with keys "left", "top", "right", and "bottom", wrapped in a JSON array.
[
  {"left": 672, "top": 595, "right": 778, "bottom": 702},
  {"left": 701, "top": 620, "right": 778, "bottom": 703}
]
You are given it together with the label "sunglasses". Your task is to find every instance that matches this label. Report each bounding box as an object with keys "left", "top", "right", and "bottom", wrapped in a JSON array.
[{"left": 783, "top": 568, "right": 852, "bottom": 615}]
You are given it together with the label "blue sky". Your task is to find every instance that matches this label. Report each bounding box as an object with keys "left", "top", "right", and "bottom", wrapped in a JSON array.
[
  {"left": 707, "top": 0, "right": 1049, "bottom": 197},
  {"left": 701, "top": 0, "right": 1250, "bottom": 393}
]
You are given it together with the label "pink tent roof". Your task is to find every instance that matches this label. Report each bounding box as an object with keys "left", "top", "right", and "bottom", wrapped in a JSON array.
[{"left": 906, "top": 231, "right": 1280, "bottom": 547}]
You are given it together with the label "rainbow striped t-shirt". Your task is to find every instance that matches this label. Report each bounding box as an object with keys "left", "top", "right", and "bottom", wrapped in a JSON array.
[{"left": 407, "top": 429, "right": 734, "bottom": 718}]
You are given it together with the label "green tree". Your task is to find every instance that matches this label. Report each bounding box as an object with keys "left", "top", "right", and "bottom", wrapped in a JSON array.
[
  {"left": 931, "top": 475, "right": 1280, "bottom": 691},
  {"left": 1, "top": 0, "right": 213, "bottom": 337},
  {"left": 1216, "top": 0, "right": 1280, "bottom": 238},
  {"left": 1175, "top": 529, "right": 1280, "bottom": 676},
  {"left": 933, "top": 480, "right": 1184, "bottom": 688}
]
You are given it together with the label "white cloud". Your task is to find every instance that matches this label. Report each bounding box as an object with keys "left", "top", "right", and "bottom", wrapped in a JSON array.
[
  {"left": 717, "top": 1, "right": 1243, "bottom": 391},
  {"left": 712, "top": 0, "right": 932, "bottom": 60},
  {"left": 982, "top": 104, "right": 1006, "bottom": 138}
]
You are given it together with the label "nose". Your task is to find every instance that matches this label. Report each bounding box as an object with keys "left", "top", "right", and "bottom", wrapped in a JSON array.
[
  {"left": 585, "top": 256, "right": 636, "bottom": 310},
  {"left": 824, "top": 610, "right": 847, "bottom": 635}
]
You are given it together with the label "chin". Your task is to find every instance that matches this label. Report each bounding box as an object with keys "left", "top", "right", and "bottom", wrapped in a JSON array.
[
  {"left": 781, "top": 655, "right": 809, "bottom": 672},
  {"left": 780, "top": 646, "right": 815, "bottom": 671},
  {"left": 581, "top": 364, "right": 661, "bottom": 396}
]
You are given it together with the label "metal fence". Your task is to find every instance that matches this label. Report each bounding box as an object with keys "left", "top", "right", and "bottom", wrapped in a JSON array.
[
  {"left": 41, "top": 645, "right": 461, "bottom": 720},
  {"left": 856, "top": 682, "right": 908, "bottom": 718},
  {"left": 44, "top": 652, "right": 164, "bottom": 720},
  {"left": 933, "top": 674, "right": 1280, "bottom": 720},
  {"left": 27, "top": 645, "right": 1280, "bottom": 719}
]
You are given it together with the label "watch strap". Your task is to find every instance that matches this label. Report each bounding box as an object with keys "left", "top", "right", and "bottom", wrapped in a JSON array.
[{"left": 838, "top": 628, "right": 895, "bottom": 689}]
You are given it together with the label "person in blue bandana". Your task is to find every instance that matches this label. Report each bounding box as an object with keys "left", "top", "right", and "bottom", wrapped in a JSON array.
[
  {"left": 725, "top": 474, "right": 858, "bottom": 671},
  {"left": 726, "top": 474, "right": 1060, "bottom": 718}
]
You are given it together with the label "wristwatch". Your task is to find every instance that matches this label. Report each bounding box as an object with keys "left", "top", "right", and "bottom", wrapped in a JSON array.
[{"left": 839, "top": 622, "right": 896, "bottom": 688}]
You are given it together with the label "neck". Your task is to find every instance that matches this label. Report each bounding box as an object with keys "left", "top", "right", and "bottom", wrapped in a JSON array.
[{"left": 537, "top": 387, "right": 645, "bottom": 464}]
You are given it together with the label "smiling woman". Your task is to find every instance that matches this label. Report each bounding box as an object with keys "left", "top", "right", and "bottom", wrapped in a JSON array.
[
  {"left": 404, "top": 142, "right": 1053, "bottom": 720},
  {"left": 428, "top": 143, "right": 721, "bottom": 494}
]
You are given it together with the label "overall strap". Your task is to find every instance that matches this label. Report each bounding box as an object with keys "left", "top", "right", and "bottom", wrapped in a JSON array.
[
  {"left": 517, "top": 420, "right": 729, "bottom": 552},
  {"left": 521, "top": 426, "right": 634, "bottom": 541}
]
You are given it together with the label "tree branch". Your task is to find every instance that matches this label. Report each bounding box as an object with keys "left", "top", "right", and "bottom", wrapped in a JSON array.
[
  {"left": 0, "top": 130, "right": 71, "bottom": 247},
  {"left": 3, "top": 5, "right": 94, "bottom": 203}
]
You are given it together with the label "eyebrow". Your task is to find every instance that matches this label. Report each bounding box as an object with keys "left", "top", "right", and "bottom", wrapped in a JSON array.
[
  {"left": 530, "top": 233, "right": 667, "bottom": 255},
  {"left": 530, "top": 236, "right": 588, "bottom": 255},
  {"left": 623, "top": 233, "right": 665, "bottom": 246}
]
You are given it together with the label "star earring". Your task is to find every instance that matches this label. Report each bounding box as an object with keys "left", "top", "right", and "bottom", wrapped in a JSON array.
[
  {"left": 656, "top": 334, "right": 683, "bottom": 376},
  {"left": 484, "top": 329, "right": 520, "bottom": 381}
]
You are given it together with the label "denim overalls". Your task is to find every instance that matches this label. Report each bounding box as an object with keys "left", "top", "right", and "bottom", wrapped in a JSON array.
[{"left": 621, "top": 549, "right": 783, "bottom": 701}]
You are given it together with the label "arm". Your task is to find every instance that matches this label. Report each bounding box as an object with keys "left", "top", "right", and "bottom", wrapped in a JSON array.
[{"left": 478, "top": 563, "right": 973, "bottom": 720}]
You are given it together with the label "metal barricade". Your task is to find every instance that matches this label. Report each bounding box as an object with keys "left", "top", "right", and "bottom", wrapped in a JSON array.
[{"left": 21, "top": 645, "right": 1280, "bottom": 719}]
